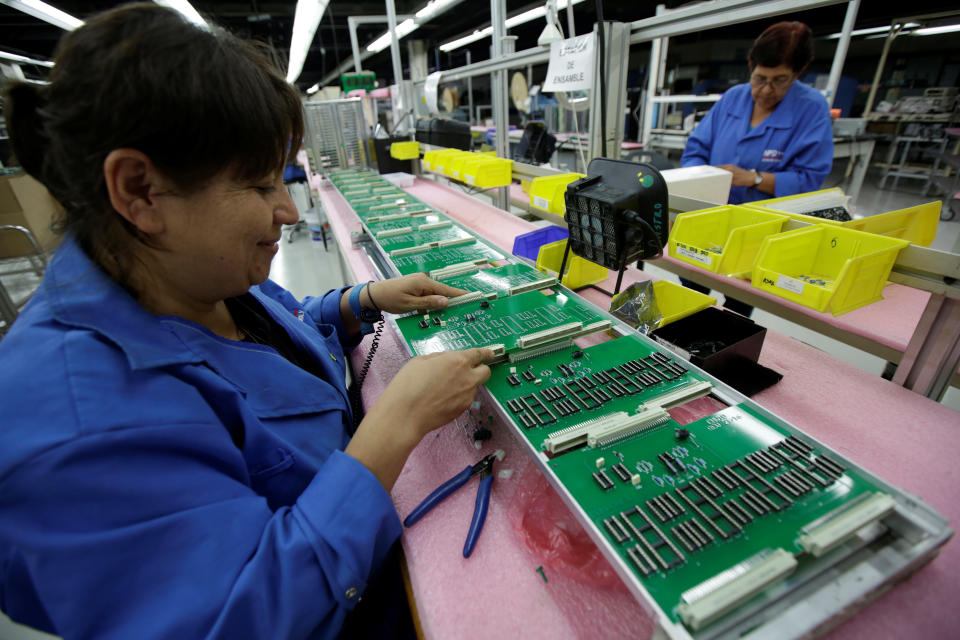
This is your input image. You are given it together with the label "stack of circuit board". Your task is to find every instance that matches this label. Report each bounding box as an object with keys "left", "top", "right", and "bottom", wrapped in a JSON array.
[{"left": 329, "top": 168, "right": 948, "bottom": 638}]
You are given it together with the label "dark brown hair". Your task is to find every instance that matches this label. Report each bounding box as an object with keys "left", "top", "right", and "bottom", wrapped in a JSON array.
[
  {"left": 749, "top": 21, "right": 814, "bottom": 73},
  {"left": 6, "top": 3, "right": 304, "bottom": 280}
]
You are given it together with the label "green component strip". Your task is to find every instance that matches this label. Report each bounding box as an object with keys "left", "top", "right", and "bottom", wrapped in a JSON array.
[
  {"left": 395, "top": 288, "right": 605, "bottom": 355},
  {"left": 435, "top": 263, "right": 554, "bottom": 297},
  {"left": 389, "top": 243, "right": 505, "bottom": 276}
]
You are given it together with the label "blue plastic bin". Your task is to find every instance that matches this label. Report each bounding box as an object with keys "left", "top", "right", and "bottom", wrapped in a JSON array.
[{"left": 512, "top": 226, "right": 569, "bottom": 260}]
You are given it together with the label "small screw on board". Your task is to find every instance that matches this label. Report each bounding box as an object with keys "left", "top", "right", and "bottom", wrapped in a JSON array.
[{"left": 536, "top": 566, "right": 548, "bottom": 583}]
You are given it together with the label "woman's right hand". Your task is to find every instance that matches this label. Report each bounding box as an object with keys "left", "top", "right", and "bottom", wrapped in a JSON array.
[{"left": 344, "top": 348, "right": 493, "bottom": 490}]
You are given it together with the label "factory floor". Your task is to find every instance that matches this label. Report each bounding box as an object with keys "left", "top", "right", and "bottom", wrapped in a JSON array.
[{"left": 0, "top": 165, "right": 958, "bottom": 639}]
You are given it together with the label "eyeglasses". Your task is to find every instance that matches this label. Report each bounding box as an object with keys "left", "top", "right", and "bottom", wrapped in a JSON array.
[{"left": 750, "top": 74, "right": 795, "bottom": 90}]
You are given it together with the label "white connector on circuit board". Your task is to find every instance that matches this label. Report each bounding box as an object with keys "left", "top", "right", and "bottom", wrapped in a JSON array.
[
  {"left": 375, "top": 227, "right": 414, "bottom": 238},
  {"left": 446, "top": 291, "right": 485, "bottom": 308},
  {"left": 677, "top": 549, "right": 798, "bottom": 631},
  {"left": 417, "top": 221, "right": 452, "bottom": 231},
  {"left": 541, "top": 406, "right": 670, "bottom": 454},
  {"left": 507, "top": 277, "right": 557, "bottom": 295},
  {"left": 516, "top": 322, "right": 583, "bottom": 348},
  {"left": 429, "top": 261, "right": 487, "bottom": 280},
  {"left": 798, "top": 492, "right": 896, "bottom": 557}
]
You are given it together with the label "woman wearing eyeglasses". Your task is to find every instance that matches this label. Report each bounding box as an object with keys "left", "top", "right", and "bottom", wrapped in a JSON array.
[
  {"left": 678, "top": 21, "right": 832, "bottom": 318},
  {"left": 681, "top": 21, "right": 833, "bottom": 205}
]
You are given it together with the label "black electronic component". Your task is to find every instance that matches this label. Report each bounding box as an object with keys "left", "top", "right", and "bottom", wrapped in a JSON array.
[
  {"left": 480, "top": 300, "right": 490, "bottom": 309},
  {"left": 432, "top": 317, "right": 441, "bottom": 326},
  {"left": 572, "top": 350, "right": 584, "bottom": 359},
  {"left": 418, "top": 319, "right": 429, "bottom": 329},
  {"left": 506, "top": 399, "right": 523, "bottom": 412},
  {"left": 507, "top": 375, "right": 521, "bottom": 387},
  {"left": 675, "top": 428, "right": 690, "bottom": 440},
  {"left": 522, "top": 370, "right": 536, "bottom": 382},
  {"left": 593, "top": 470, "right": 615, "bottom": 491},
  {"left": 472, "top": 427, "right": 493, "bottom": 441},
  {"left": 611, "top": 463, "right": 632, "bottom": 483},
  {"left": 561, "top": 159, "right": 668, "bottom": 296}
]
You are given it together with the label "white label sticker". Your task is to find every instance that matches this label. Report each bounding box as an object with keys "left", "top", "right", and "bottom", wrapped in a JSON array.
[
  {"left": 465, "top": 174, "right": 476, "bottom": 184},
  {"left": 533, "top": 195, "right": 551, "bottom": 210},
  {"left": 776, "top": 275, "right": 806, "bottom": 295},
  {"left": 451, "top": 170, "right": 460, "bottom": 178},
  {"left": 675, "top": 244, "right": 713, "bottom": 266}
]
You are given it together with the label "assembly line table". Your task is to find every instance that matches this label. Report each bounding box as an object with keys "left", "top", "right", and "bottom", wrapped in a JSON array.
[{"left": 316, "top": 176, "right": 958, "bottom": 640}]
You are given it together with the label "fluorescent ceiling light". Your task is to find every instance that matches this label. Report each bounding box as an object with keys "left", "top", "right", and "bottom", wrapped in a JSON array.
[
  {"left": 0, "top": 50, "right": 54, "bottom": 68},
  {"left": 0, "top": 0, "right": 83, "bottom": 31},
  {"left": 439, "top": 27, "right": 494, "bottom": 52},
  {"left": 911, "top": 24, "right": 960, "bottom": 36},
  {"left": 154, "top": 0, "right": 207, "bottom": 27},
  {"left": 439, "top": 0, "right": 585, "bottom": 52},
  {"left": 415, "top": 0, "right": 458, "bottom": 21},
  {"left": 287, "top": 0, "right": 330, "bottom": 83}
]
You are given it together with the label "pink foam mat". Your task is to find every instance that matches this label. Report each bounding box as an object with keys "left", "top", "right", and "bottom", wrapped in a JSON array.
[{"left": 317, "top": 177, "right": 959, "bottom": 639}]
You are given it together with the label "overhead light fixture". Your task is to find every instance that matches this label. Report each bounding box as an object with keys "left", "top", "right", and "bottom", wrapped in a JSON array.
[
  {"left": 153, "top": 0, "right": 207, "bottom": 27},
  {"left": 0, "top": 0, "right": 83, "bottom": 31},
  {"left": 825, "top": 23, "right": 919, "bottom": 39},
  {"left": 287, "top": 0, "right": 330, "bottom": 83},
  {"left": 439, "top": 27, "right": 494, "bottom": 52},
  {"left": 0, "top": 50, "right": 54, "bottom": 68},
  {"left": 307, "top": 84, "right": 320, "bottom": 95},
  {"left": 911, "top": 23, "right": 960, "bottom": 36},
  {"left": 366, "top": 18, "right": 419, "bottom": 54},
  {"left": 439, "top": 0, "right": 584, "bottom": 52}
]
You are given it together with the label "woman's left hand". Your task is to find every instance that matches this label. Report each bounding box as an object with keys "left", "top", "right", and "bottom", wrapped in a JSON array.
[
  {"left": 716, "top": 164, "right": 757, "bottom": 187},
  {"left": 365, "top": 273, "right": 468, "bottom": 314}
]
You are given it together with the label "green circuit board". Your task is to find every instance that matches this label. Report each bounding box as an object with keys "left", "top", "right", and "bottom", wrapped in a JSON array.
[
  {"left": 395, "top": 288, "right": 609, "bottom": 356},
  {"left": 389, "top": 242, "right": 506, "bottom": 275},
  {"left": 332, "top": 168, "right": 903, "bottom": 635},
  {"left": 434, "top": 263, "right": 556, "bottom": 297},
  {"left": 485, "top": 334, "right": 887, "bottom": 629},
  {"left": 364, "top": 212, "right": 450, "bottom": 232},
  {"left": 374, "top": 224, "right": 474, "bottom": 252}
]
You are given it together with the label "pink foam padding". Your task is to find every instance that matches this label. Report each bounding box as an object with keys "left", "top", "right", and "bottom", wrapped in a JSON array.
[
  {"left": 318, "top": 178, "right": 960, "bottom": 639},
  {"left": 368, "top": 87, "right": 391, "bottom": 99}
]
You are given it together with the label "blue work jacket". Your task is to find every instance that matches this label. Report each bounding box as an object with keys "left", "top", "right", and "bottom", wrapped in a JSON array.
[
  {"left": 681, "top": 81, "right": 833, "bottom": 204},
  {"left": 0, "top": 235, "right": 401, "bottom": 639}
]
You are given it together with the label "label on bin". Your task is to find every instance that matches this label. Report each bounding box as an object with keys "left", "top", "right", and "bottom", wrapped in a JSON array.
[
  {"left": 776, "top": 275, "right": 805, "bottom": 295},
  {"left": 465, "top": 175, "right": 476, "bottom": 184},
  {"left": 533, "top": 196, "right": 551, "bottom": 210},
  {"left": 675, "top": 243, "right": 713, "bottom": 266},
  {"left": 654, "top": 336, "right": 691, "bottom": 361}
]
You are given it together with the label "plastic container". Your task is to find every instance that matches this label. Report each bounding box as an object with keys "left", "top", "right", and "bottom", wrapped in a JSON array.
[
  {"left": 434, "top": 150, "right": 471, "bottom": 175},
  {"left": 512, "top": 226, "right": 569, "bottom": 260},
  {"left": 652, "top": 280, "right": 717, "bottom": 328},
  {"left": 751, "top": 225, "right": 910, "bottom": 315},
  {"left": 389, "top": 141, "right": 420, "bottom": 160},
  {"left": 529, "top": 173, "right": 585, "bottom": 216},
  {"left": 535, "top": 239, "right": 608, "bottom": 289},
  {"left": 842, "top": 201, "right": 940, "bottom": 247},
  {"left": 464, "top": 156, "right": 513, "bottom": 188},
  {"left": 668, "top": 205, "right": 789, "bottom": 277},
  {"left": 650, "top": 306, "right": 767, "bottom": 371}
]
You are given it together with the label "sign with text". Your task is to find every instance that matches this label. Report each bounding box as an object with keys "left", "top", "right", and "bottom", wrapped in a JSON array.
[{"left": 543, "top": 33, "right": 595, "bottom": 93}]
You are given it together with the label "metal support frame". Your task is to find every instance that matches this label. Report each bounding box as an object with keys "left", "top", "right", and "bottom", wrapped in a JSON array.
[
  {"left": 588, "top": 22, "right": 630, "bottom": 162},
  {"left": 824, "top": 0, "right": 858, "bottom": 108},
  {"left": 346, "top": 15, "right": 413, "bottom": 78},
  {"left": 490, "top": 0, "right": 511, "bottom": 210}
]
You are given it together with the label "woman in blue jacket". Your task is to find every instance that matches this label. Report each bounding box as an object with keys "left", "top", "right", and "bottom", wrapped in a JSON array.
[
  {"left": 0, "top": 5, "right": 490, "bottom": 639},
  {"left": 679, "top": 21, "right": 833, "bottom": 316}
]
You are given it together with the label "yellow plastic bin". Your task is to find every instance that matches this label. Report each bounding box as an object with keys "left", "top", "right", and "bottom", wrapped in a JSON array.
[
  {"left": 535, "top": 239, "right": 608, "bottom": 289},
  {"left": 390, "top": 140, "right": 420, "bottom": 160},
  {"left": 529, "top": 173, "right": 585, "bottom": 216},
  {"left": 842, "top": 202, "right": 941, "bottom": 247},
  {"left": 464, "top": 156, "right": 513, "bottom": 188},
  {"left": 751, "top": 225, "right": 910, "bottom": 315},
  {"left": 652, "top": 280, "right": 717, "bottom": 328},
  {"left": 668, "top": 205, "right": 790, "bottom": 277}
]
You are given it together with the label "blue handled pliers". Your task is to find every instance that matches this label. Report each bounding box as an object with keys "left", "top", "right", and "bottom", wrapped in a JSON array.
[{"left": 403, "top": 451, "right": 502, "bottom": 557}]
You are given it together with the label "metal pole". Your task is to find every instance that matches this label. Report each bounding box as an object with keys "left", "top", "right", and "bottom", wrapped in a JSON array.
[
  {"left": 466, "top": 50, "right": 474, "bottom": 123},
  {"left": 825, "top": 0, "right": 859, "bottom": 109},
  {"left": 641, "top": 7, "right": 666, "bottom": 147},
  {"left": 864, "top": 22, "right": 900, "bottom": 116},
  {"left": 491, "top": 0, "right": 510, "bottom": 209},
  {"left": 348, "top": 17, "right": 363, "bottom": 73},
  {"left": 565, "top": 0, "right": 575, "bottom": 37}
]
